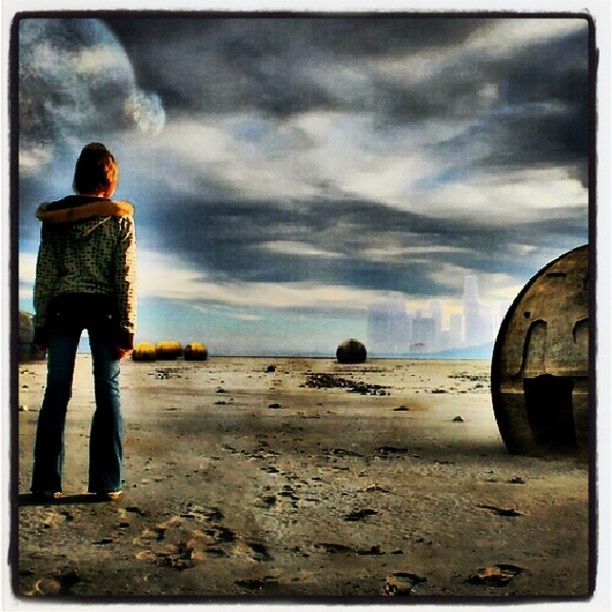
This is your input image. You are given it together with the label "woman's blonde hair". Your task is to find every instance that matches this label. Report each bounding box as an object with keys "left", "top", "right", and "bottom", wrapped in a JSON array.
[{"left": 73, "top": 143, "right": 118, "bottom": 196}]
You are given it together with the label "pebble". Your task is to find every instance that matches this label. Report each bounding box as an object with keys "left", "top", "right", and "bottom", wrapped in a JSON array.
[
  {"left": 383, "top": 572, "right": 426, "bottom": 596},
  {"left": 468, "top": 564, "right": 523, "bottom": 586},
  {"left": 34, "top": 577, "right": 61, "bottom": 595},
  {"left": 135, "top": 550, "right": 156, "bottom": 561},
  {"left": 478, "top": 504, "right": 524, "bottom": 517},
  {"left": 344, "top": 508, "right": 377, "bottom": 522},
  {"left": 19, "top": 405, "right": 28, "bottom": 412},
  {"left": 452, "top": 416, "right": 465, "bottom": 422}
]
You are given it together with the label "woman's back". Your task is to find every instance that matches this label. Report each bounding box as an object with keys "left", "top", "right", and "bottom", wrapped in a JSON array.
[{"left": 36, "top": 195, "right": 134, "bottom": 297}]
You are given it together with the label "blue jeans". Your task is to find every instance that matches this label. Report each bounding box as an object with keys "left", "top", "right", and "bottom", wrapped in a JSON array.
[{"left": 31, "top": 327, "right": 123, "bottom": 493}]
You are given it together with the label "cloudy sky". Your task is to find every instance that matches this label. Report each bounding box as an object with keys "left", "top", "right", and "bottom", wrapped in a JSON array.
[{"left": 17, "top": 15, "right": 590, "bottom": 355}]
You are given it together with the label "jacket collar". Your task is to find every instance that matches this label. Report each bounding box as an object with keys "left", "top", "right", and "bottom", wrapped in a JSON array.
[{"left": 36, "top": 196, "right": 133, "bottom": 223}]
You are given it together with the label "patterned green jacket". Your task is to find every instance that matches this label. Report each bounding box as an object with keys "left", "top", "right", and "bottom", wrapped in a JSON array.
[{"left": 33, "top": 195, "right": 136, "bottom": 346}]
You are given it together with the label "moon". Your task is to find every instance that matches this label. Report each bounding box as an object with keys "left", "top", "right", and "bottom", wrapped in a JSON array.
[{"left": 19, "top": 18, "right": 165, "bottom": 172}]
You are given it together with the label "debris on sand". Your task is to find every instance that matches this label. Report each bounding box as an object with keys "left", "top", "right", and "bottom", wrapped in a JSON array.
[
  {"left": 448, "top": 372, "right": 490, "bottom": 383},
  {"left": 154, "top": 543, "right": 198, "bottom": 571},
  {"left": 266, "top": 365, "right": 276, "bottom": 373},
  {"left": 343, "top": 508, "right": 377, "bottom": 522},
  {"left": 323, "top": 447, "right": 363, "bottom": 458},
  {"left": 383, "top": 572, "right": 427, "bottom": 596},
  {"left": 315, "top": 542, "right": 356, "bottom": 554},
  {"left": 363, "top": 484, "right": 391, "bottom": 493},
  {"left": 452, "top": 416, "right": 465, "bottom": 423},
  {"left": 153, "top": 368, "right": 183, "bottom": 380},
  {"left": 375, "top": 446, "right": 414, "bottom": 458},
  {"left": 126, "top": 506, "right": 148, "bottom": 517},
  {"left": 357, "top": 545, "right": 384, "bottom": 555},
  {"left": 32, "top": 577, "right": 62, "bottom": 596},
  {"left": 509, "top": 476, "right": 526, "bottom": 484},
  {"left": 468, "top": 564, "right": 523, "bottom": 586},
  {"left": 262, "top": 495, "right": 277, "bottom": 507},
  {"left": 31, "top": 570, "right": 82, "bottom": 596},
  {"left": 248, "top": 541, "right": 273, "bottom": 561},
  {"left": 268, "top": 403, "right": 282, "bottom": 409},
  {"left": 304, "top": 372, "right": 388, "bottom": 396},
  {"left": 394, "top": 405, "right": 409, "bottom": 411},
  {"left": 216, "top": 387, "right": 227, "bottom": 394},
  {"left": 478, "top": 504, "right": 524, "bottom": 517},
  {"left": 19, "top": 405, "right": 29, "bottom": 412},
  {"left": 431, "top": 388, "right": 448, "bottom": 394},
  {"left": 135, "top": 550, "right": 157, "bottom": 562},
  {"left": 235, "top": 578, "right": 279, "bottom": 591}
]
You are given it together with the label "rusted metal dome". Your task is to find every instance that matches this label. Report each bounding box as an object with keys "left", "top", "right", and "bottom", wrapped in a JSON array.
[
  {"left": 491, "top": 245, "right": 589, "bottom": 456},
  {"left": 336, "top": 338, "right": 367, "bottom": 364}
]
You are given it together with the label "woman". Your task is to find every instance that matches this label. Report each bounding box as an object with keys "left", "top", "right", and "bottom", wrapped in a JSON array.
[{"left": 31, "top": 143, "right": 136, "bottom": 502}]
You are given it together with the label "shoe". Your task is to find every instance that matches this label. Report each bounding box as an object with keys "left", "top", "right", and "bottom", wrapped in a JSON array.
[
  {"left": 94, "top": 491, "right": 122, "bottom": 501},
  {"left": 32, "top": 491, "right": 62, "bottom": 501}
]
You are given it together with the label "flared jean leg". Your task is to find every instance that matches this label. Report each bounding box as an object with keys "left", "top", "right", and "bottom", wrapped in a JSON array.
[
  {"left": 88, "top": 329, "right": 123, "bottom": 492},
  {"left": 31, "top": 332, "right": 80, "bottom": 493}
]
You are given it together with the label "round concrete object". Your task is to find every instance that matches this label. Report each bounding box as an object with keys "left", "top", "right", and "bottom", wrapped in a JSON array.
[{"left": 491, "top": 245, "right": 588, "bottom": 456}]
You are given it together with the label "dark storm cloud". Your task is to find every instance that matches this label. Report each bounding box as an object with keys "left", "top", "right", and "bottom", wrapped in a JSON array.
[
  {"left": 107, "top": 17, "right": 588, "bottom": 182},
  {"left": 152, "top": 194, "right": 586, "bottom": 296},
  {"left": 420, "top": 30, "right": 589, "bottom": 182},
  {"left": 106, "top": 17, "right": 488, "bottom": 117}
]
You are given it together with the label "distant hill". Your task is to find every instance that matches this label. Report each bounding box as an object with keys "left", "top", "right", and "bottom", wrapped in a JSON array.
[
  {"left": 418, "top": 342, "right": 493, "bottom": 360},
  {"left": 369, "top": 342, "right": 494, "bottom": 361}
]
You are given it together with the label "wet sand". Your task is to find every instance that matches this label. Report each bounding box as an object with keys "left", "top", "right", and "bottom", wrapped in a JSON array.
[{"left": 16, "top": 356, "right": 590, "bottom": 599}]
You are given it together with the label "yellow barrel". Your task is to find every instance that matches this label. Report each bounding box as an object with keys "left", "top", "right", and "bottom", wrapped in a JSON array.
[
  {"left": 184, "top": 342, "right": 208, "bottom": 361},
  {"left": 132, "top": 342, "right": 157, "bottom": 361},
  {"left": 155, "top": 340, "right": 182, "bottom": 360}
]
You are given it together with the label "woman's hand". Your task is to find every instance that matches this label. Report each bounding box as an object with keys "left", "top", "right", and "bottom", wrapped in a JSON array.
[{"left": 113, "top": 346, "right": 132, "bottom": 360}]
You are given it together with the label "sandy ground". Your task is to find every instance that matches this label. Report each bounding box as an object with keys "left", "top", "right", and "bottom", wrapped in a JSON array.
[{"left": 15, "top": 356, "right": 590, "bottom": 600}]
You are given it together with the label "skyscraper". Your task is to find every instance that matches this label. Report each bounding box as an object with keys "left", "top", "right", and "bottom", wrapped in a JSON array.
[
  {"left": 463, "top": 274, "right": 483, "bottom": 347},
  {"left": 367, "top": 299, "right": 410, "bottom": 355},
  {"left": 430, "top": 299, "right": 443, "bottom": 352},
  {"left": 449, "top": 312, "right": 463, "bottom": 348},
  {"left": 411, "top": 312, "right": 436, "bottom": 352}
]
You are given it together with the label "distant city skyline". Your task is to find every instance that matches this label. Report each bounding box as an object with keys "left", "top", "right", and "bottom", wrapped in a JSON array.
[{"left": 367, "top": 274, "right": 503, "bottom": 356}]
